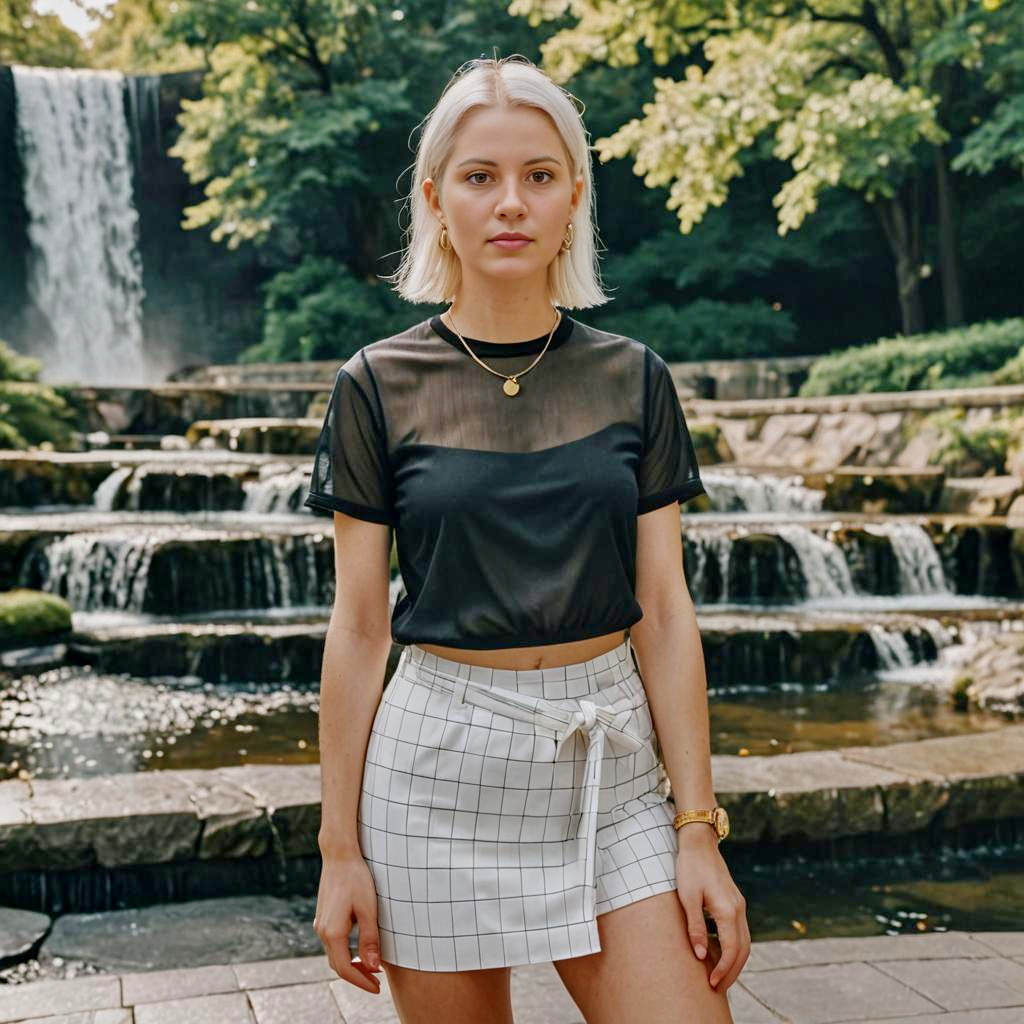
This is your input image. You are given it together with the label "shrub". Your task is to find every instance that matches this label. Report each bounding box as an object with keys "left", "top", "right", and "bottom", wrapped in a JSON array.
[
  {"left": 0, "top": 339, "right": 78, "bottom": 450},
  {"left": 799, "top": 317, "right": 1024, "bottom": 396}
]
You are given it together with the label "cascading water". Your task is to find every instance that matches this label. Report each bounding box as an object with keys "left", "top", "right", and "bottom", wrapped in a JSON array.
[
  {"left": 11, "top": 65, "right": 146, "bottom": 386},
  {"left": 700, "top": 468, "right": 825, "bottom": 514},
  {"left": 243, "top": 468, "right": 312, "bottom": 513}
]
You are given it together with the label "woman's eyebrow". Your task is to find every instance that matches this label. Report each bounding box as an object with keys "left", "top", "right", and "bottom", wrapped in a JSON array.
[{"left": 456, "top": 156, "right": 562, "bottom": 167}]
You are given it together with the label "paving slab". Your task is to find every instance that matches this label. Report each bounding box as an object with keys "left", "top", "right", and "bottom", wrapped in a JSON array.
[
  {"left": 738, "top": 960, "right": 942, "bottom": 1022},
  {"left": 232, "top": 954, "right": 337, "bottom": 991},
  {"left": 15, "top": 1012, "right": 133, "bottom": 1024},
  {"left": 970, "top": 930, "right": 1024, "bottom": 957},
  {"left": 873, "top": 955, "right": 1024, "bottom": 1012},
  {"left": 6, "top": 931, "right": 1024, "bottom": 1023},
  {"left": 0, "top": 976, "right": 122, "bottom": 1024},
  {"left": 132, "top": 991, "right": 254, "bottom": 1024},
  {"left": 746, "top": 930, "right": 997, "bottom": 970},
  {"left": 726, "top": 982, "right": 785, "bottom": 1022},
  {"left": 248, "top": 981, "right": 343, "bottom": 1023},
  {"left": 120, "top": 963, "right": 237, "bottom": 1006},
  {"left": 328, "top": 973, "right": 400, "bottom": 1023},
  {"left": 842, "top": 1011, "right": 1024, "bottom": 1024}
]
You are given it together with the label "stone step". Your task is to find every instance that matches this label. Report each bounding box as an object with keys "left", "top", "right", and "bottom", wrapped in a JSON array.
[
  {"left": 0, "top": 725, "right": 1022, "bottom": 909},
  {"left": 68, "top": 382, "right": 331, "bottom": 438},
  {"left": 182, "top": 418, "right": 322, "bottom": 455},
  {"left": 4, "top": 510, "right": 1022, "bottom": 613},
  {"left": 58, "top": 608, "right": 959, "bottom": 685},
  {"left": 0, "top": 449, "right": 306, "bottom": 510}
]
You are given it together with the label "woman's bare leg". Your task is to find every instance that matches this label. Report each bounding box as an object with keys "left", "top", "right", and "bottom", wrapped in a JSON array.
[
  {"left": 552, "top": 891, "right": 735, "bottom": 1024},
  {"left": 381, "top": 961, "right": 514, "bottom": 1024}
]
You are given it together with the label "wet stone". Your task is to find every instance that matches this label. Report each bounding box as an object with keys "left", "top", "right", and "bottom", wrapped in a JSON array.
[
  {"left": 44, "top": 895, "right": 320, "bottom": 973},
  {"left": 0, "top": 905, "right": 51, "bottom": 963}
]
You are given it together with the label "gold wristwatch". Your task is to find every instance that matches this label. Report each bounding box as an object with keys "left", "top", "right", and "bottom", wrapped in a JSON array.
[{"left": 673, "top": 806, "right": 729, "bottom": 842}]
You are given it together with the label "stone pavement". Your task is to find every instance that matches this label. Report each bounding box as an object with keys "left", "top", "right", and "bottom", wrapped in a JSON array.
[{"left": 1, "top": 930, "right": 1023, "bottom": 1023}]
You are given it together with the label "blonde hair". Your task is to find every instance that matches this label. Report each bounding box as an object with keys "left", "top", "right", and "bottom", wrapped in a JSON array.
[{"left": 381, "top": 53, "right": 610, "bottom": 309}]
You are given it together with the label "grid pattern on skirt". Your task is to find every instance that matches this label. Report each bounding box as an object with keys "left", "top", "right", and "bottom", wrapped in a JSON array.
[{"left": 356, "top": 637, "right": 681, "bottom": 971}]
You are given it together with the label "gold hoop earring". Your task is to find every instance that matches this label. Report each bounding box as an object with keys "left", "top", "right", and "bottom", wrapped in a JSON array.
[
  {"left": 560, "top": 222, "right": 574, "bottom": 253},
  {"left": 438, "top": 225, "right": 450, "bottom": 251}
]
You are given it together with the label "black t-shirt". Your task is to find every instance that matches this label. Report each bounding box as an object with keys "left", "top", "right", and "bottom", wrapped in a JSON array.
[{"left": 304, "top": 310, "right": 706, "bottom": 649}]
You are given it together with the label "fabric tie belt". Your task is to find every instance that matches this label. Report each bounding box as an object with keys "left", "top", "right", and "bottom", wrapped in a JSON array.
[{"left": 403, "top": 656, "right": 649, "bottom": 916}]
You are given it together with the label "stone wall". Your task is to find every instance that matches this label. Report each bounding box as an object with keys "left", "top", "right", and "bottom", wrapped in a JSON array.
[{"left": 690, "top": 382, "right": 1024, "bottom": 474}]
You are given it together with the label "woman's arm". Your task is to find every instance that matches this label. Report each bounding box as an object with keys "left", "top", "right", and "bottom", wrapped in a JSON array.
[
  {"left": 314, "top": 511, "right": 394, "bottom": 991},
  {"left": 317, "top": 616, "right": 393, "bottom": 857},
  {"left": 631, "top": 501, "right": 750, "bottom": 993}
]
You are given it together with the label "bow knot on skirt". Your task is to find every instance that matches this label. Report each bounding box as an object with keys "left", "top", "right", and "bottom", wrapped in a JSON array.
[{"left": 356, "top": 637, "right": 681, "bottom": 972}]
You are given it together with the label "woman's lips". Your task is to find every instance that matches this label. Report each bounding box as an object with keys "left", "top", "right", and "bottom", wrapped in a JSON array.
[{"left": 489, "top": 238, "right": 531, "bottom": 250}]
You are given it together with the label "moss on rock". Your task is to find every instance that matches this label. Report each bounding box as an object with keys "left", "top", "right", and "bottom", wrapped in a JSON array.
[{"left": 0, "top": 588, "right": 73, "bottom": 649}]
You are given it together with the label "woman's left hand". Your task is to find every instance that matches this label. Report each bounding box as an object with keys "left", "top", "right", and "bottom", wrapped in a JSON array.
[{"left": 675, "top": 824, "right": 751, "bottom": 992}]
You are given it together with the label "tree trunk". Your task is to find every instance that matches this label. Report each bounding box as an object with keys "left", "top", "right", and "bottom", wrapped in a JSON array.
[
  {"left": 935, "top": 143, "right": 965, "bottom": 328},
  {"left": 873, "top": 186, "right": 926, "bottom": 335}
]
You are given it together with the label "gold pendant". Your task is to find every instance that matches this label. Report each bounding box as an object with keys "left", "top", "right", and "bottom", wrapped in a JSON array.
[{"left": 502, "top": 376, "right": 520, "bottom": 397}]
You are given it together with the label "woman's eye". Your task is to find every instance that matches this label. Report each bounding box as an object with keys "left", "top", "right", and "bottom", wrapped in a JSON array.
[{"left": 465, "top": 170, "right": 554, "bottom": 184}]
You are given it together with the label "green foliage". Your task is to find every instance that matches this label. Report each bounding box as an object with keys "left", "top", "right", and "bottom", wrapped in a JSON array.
[
  {"left": 507, "top": 0, "right": 1022, "bottom": 340},
  {"left": 799, "top": 317, "right": 1024, "bottom": 396},
  {"left": 923, "top": 407, "right": 1016, "bottom": 476},
  {"left": 598, "top": 298, "right": 799, "bottom": 362},
  {"left": 992, "top": 348, "right": 1024, "bottom": 385},
  {"left": 0, "top": 340, "right": 42, "bottom": 382},
  {"left": 945, "top": 4, "right": 1024, "bottom": 177},
  {"left": 0, "top": 339, "right": 78, "bottom": 450},
  {"left": 0, "top": 0, "right": 85, "bottom": 66},
  {"left": 86, "top": 0, "right": 204, "bottom": 72},
  {"left": 242, "top": 257, "right": 434, "bottom": 363},
  {"left": 159, "top": 0, "right": 553, "bottom": 360},
  {"left": 0, "top": 588, "right": 72, "bottom": 649}
]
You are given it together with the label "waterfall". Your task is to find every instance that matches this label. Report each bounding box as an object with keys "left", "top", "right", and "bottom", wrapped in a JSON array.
[
  {"left": 125, "top": 74, "right": 162, "bottom": 173},
  {"left": 244, "top": 468, "right": 311, "bottom": 514},
  {"left": 864, "top": 521, "right": 952, "bottom": 595},
  {"left": 11, "top": 65, "right": 146, "bottom": 386},
  {"left": 24, "top": 529, "right": 330, "bottom": 612},
  {"left": 93, "top": 465, "right": 134, "bottom": 511},
  {"left": 700, "top": 469, "right": 825, "bottom": 514}
]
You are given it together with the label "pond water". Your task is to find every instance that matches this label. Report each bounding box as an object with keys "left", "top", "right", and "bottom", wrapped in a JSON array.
[
  {"left": 740, "top": 850, "right": 1024, "bottom": 941},
  {"left": 0, "top": 660, "right": 1009, "bottom": 780}
]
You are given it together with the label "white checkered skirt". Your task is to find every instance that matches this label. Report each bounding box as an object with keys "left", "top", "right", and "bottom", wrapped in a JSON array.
[{"left": 356, "top": 636, "right": 680, "bottom": 971}]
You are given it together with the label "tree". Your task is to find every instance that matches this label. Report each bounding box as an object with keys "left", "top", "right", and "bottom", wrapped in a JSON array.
[
  {"left": 86, "top": 0, "right": 203, "bottom": 72},
  {"left": 159, "top": 0, "right": 552, "bottom": 360},
  {"left": 508, "top": 0, "right": 1020, "bottom": 337},
  {"left": 0, "top": 0, "right": 85, "bottom": 66}
]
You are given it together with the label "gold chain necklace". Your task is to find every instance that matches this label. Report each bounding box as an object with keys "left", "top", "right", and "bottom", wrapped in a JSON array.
[{"left": 443, "top": 307, "right": 562, "bottom": 397}]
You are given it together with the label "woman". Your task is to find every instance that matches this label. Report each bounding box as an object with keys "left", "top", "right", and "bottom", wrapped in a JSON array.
[{"left": 306, "top": 52, "right": 749, "bottom": 1024}]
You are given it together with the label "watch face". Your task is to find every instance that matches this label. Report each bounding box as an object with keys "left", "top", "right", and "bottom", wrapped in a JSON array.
[{"left": 713, "top": 806, "right": 730, "bottom": 838}]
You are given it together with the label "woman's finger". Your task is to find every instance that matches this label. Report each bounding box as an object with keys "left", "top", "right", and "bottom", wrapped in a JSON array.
[
  {"left": 677, "top": 884, "right": 711, "bottom": 961},
  {"left": 325, "top": 934, "right": 382, "bottom": 993},
  {"left": 707, "top": 894, "right": 747, "bottom": 989}
]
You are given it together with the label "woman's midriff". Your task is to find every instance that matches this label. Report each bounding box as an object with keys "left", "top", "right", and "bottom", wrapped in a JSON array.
[{"left": 415, "top": 627, "right": 629, "bottom": 671}]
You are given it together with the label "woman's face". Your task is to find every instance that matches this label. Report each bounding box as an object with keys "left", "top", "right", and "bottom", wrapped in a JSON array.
[{"left": 424, "top": 104, "right": 584, "bottom": 291}]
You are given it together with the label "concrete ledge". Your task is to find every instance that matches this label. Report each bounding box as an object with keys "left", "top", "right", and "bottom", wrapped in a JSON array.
[
  {"left": 0, "top": 728, "right": 1022, "bottom": 878},
  {"left": 687, "top": 381, "right": 1024, "bottom": 418}
]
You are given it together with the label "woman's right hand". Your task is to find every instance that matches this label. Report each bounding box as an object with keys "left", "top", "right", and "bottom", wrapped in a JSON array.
[{"left": 314, "top": 850, "right": 384, "bottom": 993}]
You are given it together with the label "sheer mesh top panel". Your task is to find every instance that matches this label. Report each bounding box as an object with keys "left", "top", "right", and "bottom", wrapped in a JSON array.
[{"left": 304, "top": 313, "right": 705, "bottom": 648}]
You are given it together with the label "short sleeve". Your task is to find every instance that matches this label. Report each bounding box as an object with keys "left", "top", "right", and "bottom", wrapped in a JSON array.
[
  {"left": 637, "top": 348, "right": 706, "bottom": 514},
  {"left": 304, "top": 362, "right": 394, "bottom": 525}
]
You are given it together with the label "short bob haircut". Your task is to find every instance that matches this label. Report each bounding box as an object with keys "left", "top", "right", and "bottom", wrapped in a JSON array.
[{"left": 382, "top": 53, "right": 610, "bottom": 310}]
